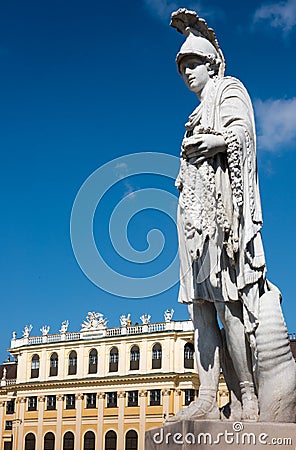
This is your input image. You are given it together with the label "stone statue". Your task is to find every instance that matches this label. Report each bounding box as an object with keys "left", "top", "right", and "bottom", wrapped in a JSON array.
[
  {"left": 2, "top": 367, "right": 7, "bottom": 381},
  {"left": 40, "top": 325, "right": 50, "bottom": 336},
  {"left": 23, "top": 324, "right": 32, "bottom": 338},
  {"left": 120, "top": 314, "right": 130, "bottom": 327},
  {"left": 59, "top": 320, "right": 69, "bottom": 334},
  {"left": 164, "top": 309, "right": 174, "bottom": 322},
  {"left": 81, "top": 311, "right": 107, "bottom": 331},
  {"left": 140, "top": 314, "right": 151, "bottom": 325},
  {"left": 168, "top": 8, "right": 296, "bottom": 423}
]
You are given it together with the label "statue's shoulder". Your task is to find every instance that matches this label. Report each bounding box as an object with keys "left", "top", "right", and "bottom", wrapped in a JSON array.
[
  {"left": 216, "top": 75, "right": 245, "bottom": 90},
  {"left": 215, "top": 76, "right": 251, "bottom": 101}
]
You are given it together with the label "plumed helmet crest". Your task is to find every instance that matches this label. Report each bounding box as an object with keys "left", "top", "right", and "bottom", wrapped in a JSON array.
[{"left": 170, "top": 8, "right": 226, "bottom": 77}]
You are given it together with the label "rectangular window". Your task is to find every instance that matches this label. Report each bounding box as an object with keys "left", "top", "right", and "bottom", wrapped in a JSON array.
[
  {"left": 6, "top": 400, "right": 15, "bottom": 415},
  {"left": 4, "top": 442, "right": 12, "bottom": 450},
  {"left": 149, "top": 389, "right": 161, "bottom": 406},
  {"left": 28, "top": 396, "right": 37, "bottom": 411},
  {"left": 106, "top": 392, "right": 117, "bottom": 408},
  {"left": 127, "top": 391, "right": 138, "bottom": 407},
  {"left": 184, "top": 389, "right": 195, "bottom": 406},
  {"left": 66, "top": 394, "right": 76, "bottom": 410},
  {"left": 5, "top": 420, "right": 12, "bottom": 431},
  {"left": 86, "top": 393, "right": 97, "bottom": 409},
  {"left": 46, "top": 395, "right": 56, "bottom": 410}
]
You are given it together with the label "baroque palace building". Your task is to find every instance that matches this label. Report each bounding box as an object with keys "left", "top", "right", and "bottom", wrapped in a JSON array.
[{"left": 0, "top": 309, "right": 230, "bottom": 450}]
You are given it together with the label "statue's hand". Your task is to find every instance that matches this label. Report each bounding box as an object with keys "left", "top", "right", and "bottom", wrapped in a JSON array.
[{"left": 182, "top": 133, "right": 226, "bottom": 164}]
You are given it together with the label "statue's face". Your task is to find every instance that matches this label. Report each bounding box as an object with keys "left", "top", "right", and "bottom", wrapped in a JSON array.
[{"left": 179, "top": 55, "right": 210, "bottom": 96}]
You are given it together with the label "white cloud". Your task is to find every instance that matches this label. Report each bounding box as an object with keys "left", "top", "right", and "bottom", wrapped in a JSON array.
[
  {"left": 254, "top": 0, "right": 296, "bottom": 31},
  {"left": 143, "top": 0, "right": 205, "bottom": 21},
  {"left": 254, "top": 97, "right": 296, "bottom": 151},
  {"left": 114, "top": 163, "right": 136, "bottom": 198}
]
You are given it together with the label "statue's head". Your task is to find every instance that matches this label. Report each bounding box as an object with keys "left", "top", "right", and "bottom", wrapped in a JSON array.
[
  {"left": 176, "top": 32, "right": 221, "bottom": 78},
  {"left": 170, "top": 9, "right": 225, "bottom": 78}
]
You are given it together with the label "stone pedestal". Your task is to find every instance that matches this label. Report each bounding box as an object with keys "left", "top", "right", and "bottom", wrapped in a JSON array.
[{"left": 145, "top": 420, "right": 296, "bottom": 449}]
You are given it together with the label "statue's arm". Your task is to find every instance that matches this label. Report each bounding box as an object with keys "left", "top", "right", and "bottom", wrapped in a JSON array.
[{"left": 182, "top": 133, "right": 226, "bottom": 164}]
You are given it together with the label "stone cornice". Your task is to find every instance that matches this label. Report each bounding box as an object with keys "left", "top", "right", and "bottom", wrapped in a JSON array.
[{"left": 4, "top": 372, "right": 199, "bottom": 393}]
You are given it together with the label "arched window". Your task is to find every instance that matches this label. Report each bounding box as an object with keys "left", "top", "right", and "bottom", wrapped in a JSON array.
[
  {"left": 31, "top": 354, "right": 40, "bottom": 378},
  {"left": 125, "top": 430, "right": 138, "bottom": 450},
  {"left": 44, "top": 432, "right": 55, "bottom": 450},
  {"left": 152, "top": 343, "right": 162, "bottom": 369},
  {"left": 49, "top": 352, "right": 58, "bottom": 377},
  {"left": 109, "top": 347, "right": 119, "bottom": 372},
  {"left": 105, "top": 430, "right": 117, "bottom": 450},
  {"left": 63, "top": 431, "right": 74, "bottom": 450},
  {"left": 184, "top": 343, "right": 194, "bottom": 369},
  {"left": 83, "top": 431, "right": 95, "bottom": 450},
  {"left": 68, "top": 351, "right": 77, "bottom": 375},
  {"left": 88, "top": 349, "right": 97, "bottom": 374},
  {"left": 25, "top": 433, "right": 36, "bottom": 450},
  {"left": 130, "top": 346, "right": 140, "bottom": 370}
]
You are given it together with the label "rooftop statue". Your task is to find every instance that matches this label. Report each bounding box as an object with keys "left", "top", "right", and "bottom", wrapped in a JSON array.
[
  {"left": 168, "top": 8, "right": 296, "bottom": 423},
  {"left": 140, "top": 314, "right": 151, "bottom": 325},
  {"left": 40, "top": 325, "right": 50, "bottom": 336},
  {"left": 81, "top": 311, "right": 108, "bottom": 331},
  {"left": 120, "top": 313, "right": 131, "bottom": 327},
  {"left": 22, "top": 324, "right": 32, "bottom": 338},
  {"left": 59, "top": 320, "right": 69, "bottom": 334}
]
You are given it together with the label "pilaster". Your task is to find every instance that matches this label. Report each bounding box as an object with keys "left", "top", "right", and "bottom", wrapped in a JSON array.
[
  {"left": 16, "top": 397, "right": 26, "bottom": 450},
  {"left": 161, "top": 389, "right": 171, "bottom": 421},
  {"left": 96, "top": 393, "right": 105, "bottom": 450},
  {"left": 74, "top": 393, "right": 84, "bottom": 450},
  {"left": 56, "top": 394, "right": 64, "bottom": 450},
  {"left": 37, "top": 395, "right": 45, "bottom": 449},
  {"left": 139, "top": 390, "right": 147, "bottom": 450},
  {"left": 117, "top": 391, "right": 126, "bottom": 445}
]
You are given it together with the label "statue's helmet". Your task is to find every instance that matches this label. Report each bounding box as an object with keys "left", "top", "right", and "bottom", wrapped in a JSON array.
[
  {"left": 176, "top": 31, "right": 220, "bottom": 74},
  {"left": 170, "top": 8, "right": 226, "bottom": 77}
]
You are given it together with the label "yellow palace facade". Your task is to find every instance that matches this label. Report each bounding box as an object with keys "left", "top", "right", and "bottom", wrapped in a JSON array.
[{"left": 0, "top": 310, "right": 229, "bottom": 450}]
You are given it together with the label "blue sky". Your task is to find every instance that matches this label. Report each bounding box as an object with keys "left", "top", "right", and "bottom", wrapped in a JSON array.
[{"left": 1, "top": 0, "right": 296, "bottom": 361}]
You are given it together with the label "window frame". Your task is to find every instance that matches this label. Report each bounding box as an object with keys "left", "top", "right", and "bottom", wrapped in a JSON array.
[
  {"left": 109, "top": 347, "right": 119, "bottom": 372},
  {"left": 88, "top": 349, "right": 98, "bottom": 374},
  {"left": 49, "top": 352, "right": 58, "bottom": 377},
  {"left": 28, "top": 396, "right": 37, "bottom": 412},
  {"left": 6, "top": 400, "right": 15, "bottom": 415},
  {"left": 65, "top": 394, "right": 76, "bottom": 410},
  {"left": 184, "top": 389, "right": 195, "bottom": 406},
  {"left": 68, "top": 351, "right": 77, "bottom": 375},
  {"left": 46, "top": 395, "right": 56, "bottom": 411},
  {"left": 184, "top": 342, "right": 194, "bottom": 369},
  {"left": 86, "top": 393, "right": 97, "bottom": 409},
  {"left": 106, "top": 392, "right": 117, "bottom": 408},
  {"left": 149, "top": 389, "right": 161, "bottom": 406},
  {"left": 130, "top": 346, "right": 140, "bottom": 371},
  {"left": 152, "top": 343, "right": 162, "bottom": 369},
  {"left": 31, "top": 354, "right": 40, "bottom": 378},
  {"left": 127, "top": 391, "right": 138, "bottom": 407}
]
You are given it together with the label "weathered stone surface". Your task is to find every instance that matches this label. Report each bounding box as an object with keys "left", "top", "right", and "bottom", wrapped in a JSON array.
[
  {"left": 170, "top": 8, "right": 296, "bottom": 423},
  {"left": 145, "top": 421, "right": 296, "bottom": 450}
]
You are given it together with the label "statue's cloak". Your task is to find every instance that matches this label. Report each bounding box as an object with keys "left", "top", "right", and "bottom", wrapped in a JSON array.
[{"left": 177, "top": 76, "right": 266, "bottom": 333}]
